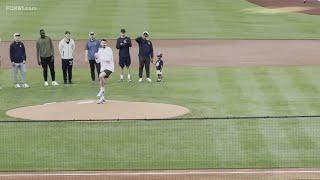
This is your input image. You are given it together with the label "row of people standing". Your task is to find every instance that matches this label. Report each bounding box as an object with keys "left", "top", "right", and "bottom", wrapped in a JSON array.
[{"left": 8, "top": 28, "right": 162, "bottom": 88}]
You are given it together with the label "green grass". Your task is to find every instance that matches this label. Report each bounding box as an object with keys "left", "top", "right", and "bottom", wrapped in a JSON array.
[
  {"left": 1, "top": 0, "right": 320, "bottom": 40},
  {"left": 1, "top": 67, "right": 320, "bottom": 170}
]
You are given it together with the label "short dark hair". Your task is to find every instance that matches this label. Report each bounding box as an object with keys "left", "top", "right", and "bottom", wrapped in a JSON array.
[
  {"left": 65, "top": 31, "right": 71, "bottom": 35},
  {"left": 101, "top": 39, "right": 107, "bottom": 42},
  {"left": 121, "top": 29, "right": 126, "bottom": 33},
  {"left": 40, "top": 29, "right": 45, "bottom": 32}
]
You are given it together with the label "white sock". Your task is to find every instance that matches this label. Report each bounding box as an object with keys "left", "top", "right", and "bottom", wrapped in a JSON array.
[
  {"left": 100, "top": 87, "right": 105, "bottom": 92},
  {"left": 127, "top": 74, "right": 131, "bottom": 79},
  {"left": 120, "top": 74, "right": 124, "bottom": 79}
]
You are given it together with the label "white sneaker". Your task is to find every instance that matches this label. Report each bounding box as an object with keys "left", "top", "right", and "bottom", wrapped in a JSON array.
[
  {"left": 127, "top": 78, "right": 132, "bottom": 82},
  {"left": 14, "top": 84, "right": 21, "bottom": 88},
  {"left": 146, "top": 78, "right": 152, "bottom": 83},
  {"left": 97, "top": 96, "right": 106, "bottom": 104},
  {"left": 138, "top": 78, "right": 143, "bottom": 82},
  {"left": 51, "top": 81, "right": 59, "bottom": 86},
  {"left": 96, "top": 90, "right": 104, "bottom": 98},
  {"left": 44, "top": 81, "right": 49, "bottom": 86},
  {"left": 22, "top": 83, "right": 30, "bottom": 88}
]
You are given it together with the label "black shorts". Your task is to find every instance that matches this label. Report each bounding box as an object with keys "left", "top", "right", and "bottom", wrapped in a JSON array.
[
  {"left": 103, "top": 69, "right": 113, "bottom": 78},
  {"left": 119, "top": 56, "right": 131, "bottom": 68}
]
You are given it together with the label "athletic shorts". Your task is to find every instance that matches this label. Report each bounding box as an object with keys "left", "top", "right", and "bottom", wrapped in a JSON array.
[
  {"left": 102, "top": 69, "right": 113, "bottom": 78},
  {"left": 119, "top": 56, "right": 131, "bottom": 68}
]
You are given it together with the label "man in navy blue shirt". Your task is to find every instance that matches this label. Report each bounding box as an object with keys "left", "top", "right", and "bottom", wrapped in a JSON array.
[
  {"left": 85, "top": 32, "right": 101, "bottom": 84},
  {"left": 116, "top": 28, "right": 132, "bottom": 82},
  {"left": 135, "top": 31, "right": 154, "bottom": 83},
  {"left": 10, "top": 33, "right": 29, "bottom": 88}
]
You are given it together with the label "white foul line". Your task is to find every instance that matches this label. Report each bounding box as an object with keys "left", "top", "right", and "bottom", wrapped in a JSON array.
[
  {"left": 2, "top": 170, "right": 320, "bottom": 177},
  {"left": 43, "top": 102, "right": 56, "bottom": 106}
]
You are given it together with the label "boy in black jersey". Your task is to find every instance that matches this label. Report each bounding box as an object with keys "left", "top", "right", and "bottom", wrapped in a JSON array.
[{"left": 155, "top": 52, "right": 164, "bottom": 82}]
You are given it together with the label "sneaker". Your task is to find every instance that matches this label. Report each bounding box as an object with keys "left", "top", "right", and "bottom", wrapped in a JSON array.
[
  {"left": 44, "top": 81, "right": 49, "bottom": 86},
  {"left": 96, "top": 90, "right": 104, "bottom": 98},
  {"left": 97, "top": 96, "right": 106, "bottom": 104},
  {"left": 69, "top": 80, "right": 73, "bottom": 84},
  {"left": 157, "top": 79, "right": 161, "bottom": 82},
  {"left": 127, "top": 78, "right": 132, "bottom": 82},
  {"left": 138, "top": 78, "right": 143, "bottom": 83},
  {"left": 52, "top": 81, "right": 59, "bottom": 86},
  {"left": 14, "top": 84, "right": 21, "bottom": 88},
  {"left": 146, "top": 78, "right": 152, "bottom": 83},
  {"left": 22, "top": 83, "right": 30, "bottom": 88}
]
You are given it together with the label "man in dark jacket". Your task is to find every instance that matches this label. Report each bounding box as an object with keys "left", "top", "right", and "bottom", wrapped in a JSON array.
[
  {"left": 116, "top": 28, "right": 132, "bottom": 82},
  {"left": 36, "top": 29, "right": 58, "bottom": 86},
  {"left": 10, "top": 33, "right": 29, "bottom": 88},
  {"left": 135, "top": 31, "right": 154, "bottom": 83}
]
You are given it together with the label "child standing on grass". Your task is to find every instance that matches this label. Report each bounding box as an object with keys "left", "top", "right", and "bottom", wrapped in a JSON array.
[{"left": 155, "top": 52, "right": 164, "bottom": 82}]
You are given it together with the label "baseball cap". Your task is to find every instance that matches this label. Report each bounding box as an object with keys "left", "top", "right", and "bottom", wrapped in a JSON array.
[
  {"left": 143, "top": 31, "right": 149, "bottom": 36},
  {"left": 13, "top": 32, "right": 20, "bottom": 37},
  {"left": 120, "top": 29, "right": 126, "bottom": 33}
]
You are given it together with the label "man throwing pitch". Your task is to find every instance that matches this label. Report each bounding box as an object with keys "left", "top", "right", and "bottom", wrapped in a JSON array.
[{"left": 95, "top": 39, "right": 114, "bottom": 104}]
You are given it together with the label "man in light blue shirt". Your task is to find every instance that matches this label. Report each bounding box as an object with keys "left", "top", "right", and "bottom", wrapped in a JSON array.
[{"left": 85, "top": 32, "right": 101, "bottom": 84}]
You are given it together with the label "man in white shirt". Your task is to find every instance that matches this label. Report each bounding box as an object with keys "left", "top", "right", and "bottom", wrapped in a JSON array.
[
  {"left": 95, "top": 39, "right": 114, "bottom": 104},
  {"left": 59, "top": 31, "right": 75, "bottom": 84}
]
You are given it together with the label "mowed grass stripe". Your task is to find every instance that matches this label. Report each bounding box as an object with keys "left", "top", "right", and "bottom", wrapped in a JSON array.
[
  {"left": 147, "top": 0, "right": 182, "bottom": 38},
  {"left": 286, "top": 67, "right": 320, "bottom": 114},
  {"left": 268, "top": 68, "right": 314, "bottom": 115},
  {"left": 233, "top": 68, "right": 270, "bottom": 116},
  {"left": 251, "top": 68, "right": 292, "bottom": 115},
  {"left": 216, "top": 68, "right": 248, "bottom": 116}
]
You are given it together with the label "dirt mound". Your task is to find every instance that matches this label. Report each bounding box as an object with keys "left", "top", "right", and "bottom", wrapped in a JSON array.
[{"left": 6, "top": 100, "right": 189, "bottom": 121}]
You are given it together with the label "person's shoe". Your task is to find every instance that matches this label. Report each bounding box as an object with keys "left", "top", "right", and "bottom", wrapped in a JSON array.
[
  {"left": 97, "top": 96, "right": 106, "bottom": 104},
  {"left": 69, "top": 80, "right": 73, "bottom": 84},
  {"left": 44, "top": 81, "right": 49, "bottom": 87},
  {"left": 119, "top": 75, "right": 124, "bottom": 82},
  {"left": 22, "top": 83, "right": 30, "bottom": 88},
  {"left": 92, "top": 81, "right": 96, "bottom": 85},
  {"left": 96, "top": 90, "right": 104, "bottom": 98},
  {"left": 157, "top": 79, "right": 161, "bottom": 82},
  {"left": 138, "top": 78, "right": 143, "bottom": 83},
  {"left": 146, "top": 78, "right": 152, "bottom": 83},
  {"left": 52, "top": 81, "right": 59, "bottom": 86},
  {"left": 14, "top": 84, "right": 21, "bottom": 88},
  {"left": 127, "top": 78, "right": 132, "bottom": 82}
]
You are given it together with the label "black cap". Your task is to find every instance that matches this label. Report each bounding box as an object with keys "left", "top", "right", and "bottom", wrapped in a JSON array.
[
  {"left": 120, "top": 29, "right": 126, "bottom": 33},
  {"left": 65, "top": 31, "right": 71, "bottom": 35}
]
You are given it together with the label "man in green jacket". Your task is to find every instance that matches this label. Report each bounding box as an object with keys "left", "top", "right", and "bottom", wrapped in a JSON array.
[{"left": 36, "top": 29, "right": 59, "bottom": 86}]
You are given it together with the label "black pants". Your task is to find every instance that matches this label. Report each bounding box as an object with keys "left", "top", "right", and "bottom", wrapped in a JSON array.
[
  {"left": 89, "top": 60, "right": 101, "bottom": 81},
  {"left": 62, "top": 59, "right": 73, "bottom": 82},
  {"left": 139, "top": 56, "right": 151, "bottom": 78},
  {"left": 41, "top": 56, "right": 55, "bottom": 81}
]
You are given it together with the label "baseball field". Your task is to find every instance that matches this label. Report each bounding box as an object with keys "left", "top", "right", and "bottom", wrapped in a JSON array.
[{"left": 1, "top": 0, "right": 320, "bottom": 179}]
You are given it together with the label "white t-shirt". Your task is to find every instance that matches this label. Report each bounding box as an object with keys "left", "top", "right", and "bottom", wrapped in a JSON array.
[{"left": 96, "top": 46, "right": 114, "bottom": 72}]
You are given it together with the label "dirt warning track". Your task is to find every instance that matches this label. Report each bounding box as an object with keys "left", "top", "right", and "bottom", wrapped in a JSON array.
[
  {"left": 2, "top": 169, "right": 320, "bottom": 180},
  {"left": 1, "top": 40, "right": 320, "bottom": 68}
]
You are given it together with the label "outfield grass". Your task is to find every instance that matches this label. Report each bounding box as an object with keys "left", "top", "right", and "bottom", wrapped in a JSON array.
[
  {"left": 1, "top": 0, "right": 320, "bottom": 40},
  {"left": 1, "top": 67, "right": 320, "bottom": 170}
]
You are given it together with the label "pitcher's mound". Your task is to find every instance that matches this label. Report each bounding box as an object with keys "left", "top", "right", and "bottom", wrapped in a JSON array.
[{"left": 6, "top": 100, "right": 189, "bottom": 121}]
